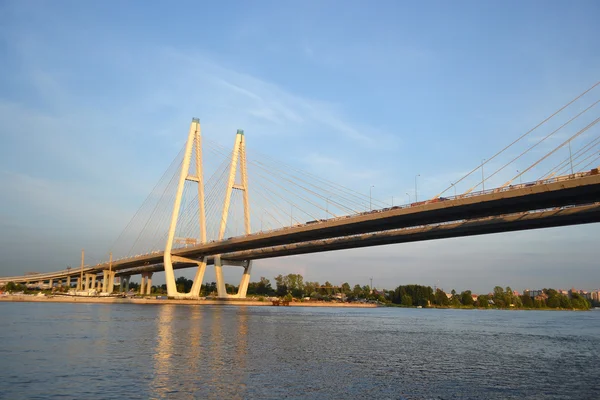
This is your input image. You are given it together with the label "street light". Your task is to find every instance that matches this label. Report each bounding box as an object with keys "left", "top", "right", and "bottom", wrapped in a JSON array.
[
  {"left": 369, "top": 185, "right": 375, "bottom": 211},
  {"left": 406, "top": 192, "right": 411, "bottom": 204},
  {"left": 450, "top": 182, "right": 456, "bottom": 197},
  {"left": 516, "top": 170, "right": 522, "bottom": 184},
  {"left": 481, "top": 159, "right": 486, "bottom": 192},
  {"left": 415, "top": 174, "right": 420, "bottom": 202},
  {"left": 568, "top": 140, "right": 574, "bottom": 175}
]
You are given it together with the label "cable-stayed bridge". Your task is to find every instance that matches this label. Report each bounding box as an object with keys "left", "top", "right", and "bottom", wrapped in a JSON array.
[{"left": 2, "top": 82, "right": 600, "bottom": 298}]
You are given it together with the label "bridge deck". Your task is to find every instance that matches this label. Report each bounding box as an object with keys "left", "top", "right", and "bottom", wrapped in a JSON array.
[{"left": 2, "top": 172, "right": 599, "bottom": 284}]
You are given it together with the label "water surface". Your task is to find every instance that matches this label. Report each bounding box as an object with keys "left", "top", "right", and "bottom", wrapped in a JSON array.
[{"left": 1, "top": 303, "right": 598, "bottom": 399}]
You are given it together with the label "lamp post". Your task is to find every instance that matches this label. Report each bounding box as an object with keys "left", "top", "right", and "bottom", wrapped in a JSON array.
[
  {"left": 517, "top": 170, "right": 522, "bottom": 184},
  {"left": 369, "top": 185, "right": 375, "bottom": 211},
  {"left": 568, "top": 141, "right": 574, "bottom": 175},
  {"left": 481, "top": 159, "right": 486, "bottom": 192},
  {"left": 391, "top": 196, "right": 394, "bottom": 207},
  {"left": 406, "top": 192, "right": 411, "bottom": 204},
  {"left": 415, "top": 174, "right": 420, "bottom": 202},
  {"left": 451, "top": 182, "right": 456, "bottom": 197}
]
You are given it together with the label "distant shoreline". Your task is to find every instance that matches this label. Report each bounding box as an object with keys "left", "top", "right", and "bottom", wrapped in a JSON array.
[{"left": 0, "top": 294, "right": 377, "bottom": 308}]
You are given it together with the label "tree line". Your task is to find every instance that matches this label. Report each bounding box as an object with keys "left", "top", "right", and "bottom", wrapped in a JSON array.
[
  {"left": 2, "top": 275, "right": 594, "bottom": 310},
  {"left": 162, "top": 275, "right": 592, "bottom": 310}
]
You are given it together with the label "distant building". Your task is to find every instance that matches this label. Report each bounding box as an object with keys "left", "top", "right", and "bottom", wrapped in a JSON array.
[{"left": 524, "top": 289, "right": 543, "bottom": 298}]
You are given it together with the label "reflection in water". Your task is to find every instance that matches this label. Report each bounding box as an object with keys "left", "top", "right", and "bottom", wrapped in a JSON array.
[
  {"left": 186, "top": 307, "right": 203, "bottom": 378},
  {"left": 1, "top": 304, "right": 599, "bottom": 399},
  {"left": 150, "top": 306, "right": 250, "bottom": 399},
  {"left": 152, "top": 305, "right": 174, "bottom": 398}
]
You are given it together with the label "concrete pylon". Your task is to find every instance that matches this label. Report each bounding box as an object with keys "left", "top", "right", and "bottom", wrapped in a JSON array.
[
  {"left": 145, "top": 272, "right": 153, "bottom": 295},
  {"left": 139, "top": 275, "right": 146, "bottom": 295},
  {"left": 214, "top": 130, "right": 252, "bottom": 299},
  {"left": 102, "top": 271, "right": 108, "bottom": 293},
  {"left": 120, "top": 276, "right": 130, "bottom": 292},
  {"left": 163, "top": 118, "right": 208, "bottom": 298},
  {"left": 107, "top": 271, "right": 115, "bottom": 293}
]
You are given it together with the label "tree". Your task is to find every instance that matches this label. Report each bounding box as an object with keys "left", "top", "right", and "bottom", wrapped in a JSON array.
[
  {"left": 341, "top": 282, "right": 351, "bottom": 294},
  {"left": 175, "top": 276, "right": 193, "bottom": 293},
  {"left": 521, "top": 294, "right": 533, "bottom": 308},
  {"left": 477, "top": 295, "right": 490, "bottom": 308},
  {"left": 434, "top": 289, "right": 449, "bottom": 306},
  {"left": 274, "top": 274, "right": 288, "bottom": 297},
  {"left": 303, "top": 281, "right": 319, "bottom": 297},
  {"left": 256, "top": 277, "right": 273, "bottom": 296},
  {"left": 401, "top": 294, "right": 413, "bottom": 306},
  {"left": 461, "top": 290, "right": 474, "bottom": 306},
  {"left": 559, "top": 295, "right": 572, "bottom": 309}
]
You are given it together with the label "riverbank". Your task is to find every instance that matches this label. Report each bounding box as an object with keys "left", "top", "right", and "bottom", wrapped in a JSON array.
[{"left": 0, "top": 294, "right": 377, "bottom": 307}]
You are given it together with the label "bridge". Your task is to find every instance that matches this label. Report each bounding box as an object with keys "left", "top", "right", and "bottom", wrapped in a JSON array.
[{"left": 1, "top": 82, "right": 599, "bottom": 298}]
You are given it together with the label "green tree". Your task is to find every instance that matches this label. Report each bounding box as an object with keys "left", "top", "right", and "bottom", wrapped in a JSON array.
[
  {"left": 401, "top": 294, "right": 413, "bottom": 306},
  {"left": 274, "top": 274, "right": 288, "bottom": 297},
  {"left": 559, "top": 295, "right": 572, "bottom": 309},
  {"left": 547, "top": 296, "right": 560, "bottom": 308},
  {"left": 434, "top": 289, "right": 449, "bottom": 306},
  {"left": 341, "top": 282, "right": 351, "bottom": 294},
  {"left": 521, "top": 294, "right": 534, "bottom": 308},
  {"left": 461, "top": 290, "right": 474, "bottom": 306},
  {"left": 477, "top": 295, "right": 490, "bottom": 308}
]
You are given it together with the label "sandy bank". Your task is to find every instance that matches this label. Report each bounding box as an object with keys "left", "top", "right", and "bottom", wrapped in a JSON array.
[{"left": 0, "top": 295, "right": 377, "bottom": 308}]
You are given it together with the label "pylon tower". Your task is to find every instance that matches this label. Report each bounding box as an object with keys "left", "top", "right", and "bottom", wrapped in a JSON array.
[
  {"left": 164, "top": 118, "right": 207, "bottom": 298},
  {"left": 214, "top": 129, "right": 252, "bottom": 298},
  {"left": 164, "top": 121, "right": 252, "bottom": 299}
]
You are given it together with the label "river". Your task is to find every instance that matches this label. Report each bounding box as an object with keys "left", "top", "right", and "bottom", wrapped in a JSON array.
[{"left": 0, "top": 303, "right": 598, "bottom": 399}]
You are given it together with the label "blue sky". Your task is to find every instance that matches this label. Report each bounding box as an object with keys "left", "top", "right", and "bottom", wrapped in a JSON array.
[{"left": 1, "top": 0, "right": 599, "bottom": 293}]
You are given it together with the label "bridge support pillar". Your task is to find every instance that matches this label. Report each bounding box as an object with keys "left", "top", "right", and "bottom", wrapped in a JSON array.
[
  {"left": 139, "top": 275, "right": 146, "bottom": 295},
  {"left": 190, "top": 258, "right": 207, "bottom": 298},
  {"left": 214, "top": 256, "right": 227, "bottom": 298},
  {"left": 102, "top": 271, "right": 115, "bottom": 294},
  {"left": 66, "top": 276, "right": 71, "bottom": 288},
  {"left": 236, "top": 262, "right": 252, "bottom": 299},
  {"left": 48, "top": 279, "right": 53, "bottom": 289},
  {"left": 120, "top": 276, "right": 130, "bottom": 292},
  {"left": 102, "top": 271, "right": 107, "bottom": 293},
  {"left": 108, "top": 271, "right": 115, "bottom": 293},
  {"left": 83, "top": 274, "right": 89, "bottom": 291},
  {"left": 143, "top": 272, "right": 153, "bottom": 295}
]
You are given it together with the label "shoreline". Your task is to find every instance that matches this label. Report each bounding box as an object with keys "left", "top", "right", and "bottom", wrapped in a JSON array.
[{"left": 0, "top": 295, "right": 377, "bottom": 308}]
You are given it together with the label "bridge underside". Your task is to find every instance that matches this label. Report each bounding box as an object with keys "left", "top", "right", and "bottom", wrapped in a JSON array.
[
  {"left": 116, "top": 202, "right": 600, "bottom": 277},
  {"left": 5, "top": 201, "right": 597, "bottom": 286},
  {"left": 3, "top": 172, "right": 600, "bottom": 287}
]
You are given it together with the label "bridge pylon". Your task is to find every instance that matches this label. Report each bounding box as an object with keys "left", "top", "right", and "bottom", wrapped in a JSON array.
[
  {"left": 215, "top": 129, "right": 252, "bottom": 298},
  {"left": 164, "top": 118, "right": 208, "bottom": 298}
]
